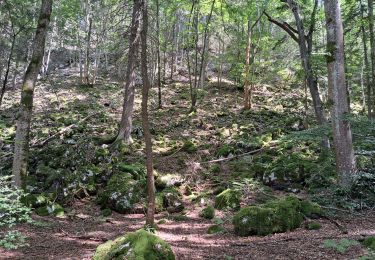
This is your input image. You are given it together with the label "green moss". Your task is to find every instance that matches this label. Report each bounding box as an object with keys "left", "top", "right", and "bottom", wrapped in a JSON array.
[
  {"left": 98, "top": 174, "right": 145, "bottom": 213},
  {"left": 199, "top": 206, "right": 215, "bottom": 219},
  {"left": 35, "top": 203, "right": 64, "bottom": 217},
  {"left": 363, "top": 237, "right": 375, "bottom": 251},
  {"left": 93, "top": 229, "right": 175, "bottom": 260},
  {"left": 117, "top": 163, "right": 145, "bottom": 180},
  {"left": 233, "top": 196, "right": 318, "bottom": 236},
  {"left": 207, "top": 224, "right": 225, "bottom": 234},
  {"left": 305, "top": 222, "right": 321, "bottom": 230},
  {"left": 217, "top": 144, "right": 234, "bottom": 157},
  {"left": 101, "top": 208, "right": 112, "bottom": 217},
  {"left": 181, "top": 140, "right": 197, "bottom": 153},
  {"left": 214, "top": 189, "right": 240, "bottom": 210},
  {"left": 155, "top": 174, "right": 183, "bottom": 189},
  {"left": 300, "top": 200, "right": 322, "bottom": 217},
  {"left": 155, "top": 193, "right": 165, "bottom": 213},
  {"left": 170, "top": 214, "right": 188, "bottom": 221},
  {"left": 20, "top": 194, "right": 48, "bottom": 208},
  {"left": 233, "top": 206, "right": 276, "bottom": 236}
]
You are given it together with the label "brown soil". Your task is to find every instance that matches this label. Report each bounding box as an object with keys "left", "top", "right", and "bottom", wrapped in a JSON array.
[{"left": 1, "top": 200, "right": 374, "bottom": 260}]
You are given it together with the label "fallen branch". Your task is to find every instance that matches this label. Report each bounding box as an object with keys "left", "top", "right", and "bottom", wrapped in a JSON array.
[
  {"left": 200, "top": 144, "right": 277, "bottom": 164},
  {"left": 31, "top": 112, "right": 99, "bottom": 147},
  {"left": 59, "top": 229, "right": 107, "bottom": 242}
]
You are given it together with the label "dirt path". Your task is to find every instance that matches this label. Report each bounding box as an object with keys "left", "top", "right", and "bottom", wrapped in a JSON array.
[{"left": 1, "top": 200, "right": 374, "bottom": 260}]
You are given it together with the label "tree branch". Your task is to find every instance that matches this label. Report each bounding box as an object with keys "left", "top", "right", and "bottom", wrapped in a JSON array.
[{"left": 263, "top": 11, "right": 299, "bottom": 43}]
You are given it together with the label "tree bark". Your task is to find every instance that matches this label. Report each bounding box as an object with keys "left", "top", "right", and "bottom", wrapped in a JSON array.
[
  {"left": 360, "top": 0, "right": 371, "bottom": 117},
  {"left": 324, "top": 0, "right": 356, "bottom": 188},
  {"left": 115, "top": 0, "right": 142, "bottom": 143},
  {"left": 156, "top": 0, "right": 162, "bottom": 108},
  {"left": 12, "top": 0, "right": 53, "bottom": 188},
  {"left": 0, "top": 34, "right": 16, "bottom": 107},
  {"left": 367, "top": 0, "right": 375, "bottom": 117},
  {"left": 244, "top": 18, "right": 252, "bottom": 110},
  {"left": 139, "top": 0, "right": 155, "bottom": 226}
]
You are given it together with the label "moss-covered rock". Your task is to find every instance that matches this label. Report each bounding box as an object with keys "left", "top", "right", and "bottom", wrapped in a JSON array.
[
  {"left": 93, "top": 229, "right": 175, "bottom": 260},
  {"left": 207, "top": 224, "right": 225, "bottom": 234},
  {"left": 214, "top": 189, "right": 240, "bottom": 210},
  {"left": 20, "top": 194, "right": 48, "bottom": 208},
  {"left": 155, "top": 174, "right": 183, "bottom": 189},
  {"left": 163, "top": 188, "right": 184, "bottom": 213},
  {"left": 233, "top": 196, "right": 320, "bottom": 236},
  {"left": 98, "top": 174, "right": 145, "bottom": 213},
  {"left": 35, "top": 203, "right": 64, "bottom": 217},
  {"left": 199, "top": 206, "right": 215, "bottom": 219},
  {"left": 305, "top": 222, "right": 321, "bottom": 230},
  {"left": 363, "top": 236, "right": 375, "bottom": 251},
  {"left": 233, "top": 206, "right": 276, "bottom": 236}
]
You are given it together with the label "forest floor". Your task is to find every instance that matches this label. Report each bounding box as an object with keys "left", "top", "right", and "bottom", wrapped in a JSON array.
[{"left": 1, "top": 68, "right": 375, "bottom": 259}]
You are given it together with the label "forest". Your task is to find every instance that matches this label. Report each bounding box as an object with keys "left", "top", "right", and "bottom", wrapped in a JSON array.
[{"left": 1, "top": 0, "right": 375, "bottom": 259}]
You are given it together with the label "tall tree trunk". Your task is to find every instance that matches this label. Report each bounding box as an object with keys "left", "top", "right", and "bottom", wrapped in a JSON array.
[
  {"left": 324, "top": 0, "right": 356, "bottom": 188},
  {"left": 12, "top": 0, "right": 53, "bottom": 188},
  {"left": 139, "top": 0, "right": 155, "bottom": 226},
  {"left": 115, "top": 0, "right": 142, "bottom": 143},
  {"left": 360, "top": 0, "right": 371, "bottom": 117},
  {"left": 84, "top": 16, "right": 92, "bottom": 86},
  {"left": 367, "top": 0, "right": 375, "bottom": 117},
  {"left": 156, "top": 0, "right": 162, "bottom": 108},
  {"left": 198, "top": 0, "right": 215, "bottom": 90},
  {"left": 244, "top": 18, "right": 252, "bottom": 110}
]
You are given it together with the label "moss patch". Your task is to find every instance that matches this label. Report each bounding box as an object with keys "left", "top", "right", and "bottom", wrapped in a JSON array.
[
  {"left": 233, "top": 196, "right": 321, "bottom": 236},
  {"left": 214, "top": 189, "right": 240, "bottom": 210},
  {"left": 199, "top": 206, "right": 215, "bottom": 219},
  {"left": 363, "top": 236, "right": 375, "bottom": 251}
]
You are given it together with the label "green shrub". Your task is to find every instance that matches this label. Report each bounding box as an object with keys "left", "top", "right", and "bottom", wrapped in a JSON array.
[{"left": 200, "top": 206, "right": 215, "bottom": 219}]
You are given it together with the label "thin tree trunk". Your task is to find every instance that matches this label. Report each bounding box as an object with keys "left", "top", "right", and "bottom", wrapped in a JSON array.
[
  {"left": 367, "top": 0, "right": 375, "bottom": 117},
  {"left": 360, "top": 0, "right": 371, "bottom": 117},
  {"left": 139, "top": 0, "right": 155, "bottom": 226},
  {"left": 115, "top": 0, "right": 142, "bottom": 143},
  {"left": 198, "top": 0, "right": 215, "bottom": 90},
  {"left": 244, "top": 18, "right": 252, "bottom": 110},
  {"left": 0, "top": 34, "right": 16, "bottom": 107},
  {"left": 12, "top": 0, "right": 53, "bottom": 188},
  {"left": 84, "top": 17, "right": 92, "bottom": 86},
  {"left": 156, "top": 0, "right": 162, "bottom": 108},
  {"left": 324, "top": 0, "right": 356, "bottom": 188}
]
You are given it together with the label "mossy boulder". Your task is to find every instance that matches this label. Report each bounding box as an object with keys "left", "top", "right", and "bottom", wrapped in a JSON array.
[
  {"left": 20, "top": 194, "right": 48, "bottom": 208},
  {"left": 117, "top": 163, "right": 145, "bottom": 180},
  {"left": 98, "top": 174, "right": 145, "bottom": 213},
  {"left": 35, "top": 203, "right": 64, "bottom": 217},
  {"left": 155, "top": 174, "right": 183, "bottom": 189},
  {"left": 163, "top": 188, "right": 184, "bottom": 213},
  {"left": 199, "top": 206, "right": 215, "bottom": 219},
  {"left": 207, "top": 224, "right": 225, "bottom": 234},
  {"left": 214, "top": 189, "right": 240, "bottom": 210},
  {"left": 233, "top": 196, "right": 321, "bottom": 236},
  {"left": 93, "top": 229, "right": 175, "bottom": 260},
  {"left": 363, "top": 236, "right": 375, "bottom": 251}
]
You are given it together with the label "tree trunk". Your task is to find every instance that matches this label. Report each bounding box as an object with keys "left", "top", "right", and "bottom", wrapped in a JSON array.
[
  {"left": 244, "top": 18, "right": 252, "bottom": 110},
  {"left": 0, "top": 34, "right": 16, "bottom": 107},
  {"left": 84, "top": 16, "right": 92, "bottom": 86},
  {"left": 367, "top": 0, "right": 375, "bottom": 117},
  {"left": 324, "top": 0, "right": 356, "bottom": 188},
  {"left": 12, "top": 0, "right": 53, "bottom": 188},
  {"left": 360, "top": 0, "right": 371, "bottom": 118},
  {"left": 115, "top": 0, "right": 142, "bottom": 143},
  {"left": 139, "top": 0, "right": 155, "bottom": 226},
  {"left": 156, "top": 0, "right": 162, "bottom": 108},
  {"left": 198, "top": 0, "right": 215, "bottom": 90}
]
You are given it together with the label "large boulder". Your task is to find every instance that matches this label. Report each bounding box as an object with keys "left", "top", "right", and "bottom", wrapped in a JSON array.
[
  {"left": 233, "top": 196, "right": 321, "bottom": 236},
  {"left": 93, "top": 229, "right": 175, "bottom": 260},
  {"left": 163, "top": 188, "right": 184, "bottom": 213},
  {"left": 98, "top": 173, "right": 146, "bottom": 213}
]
